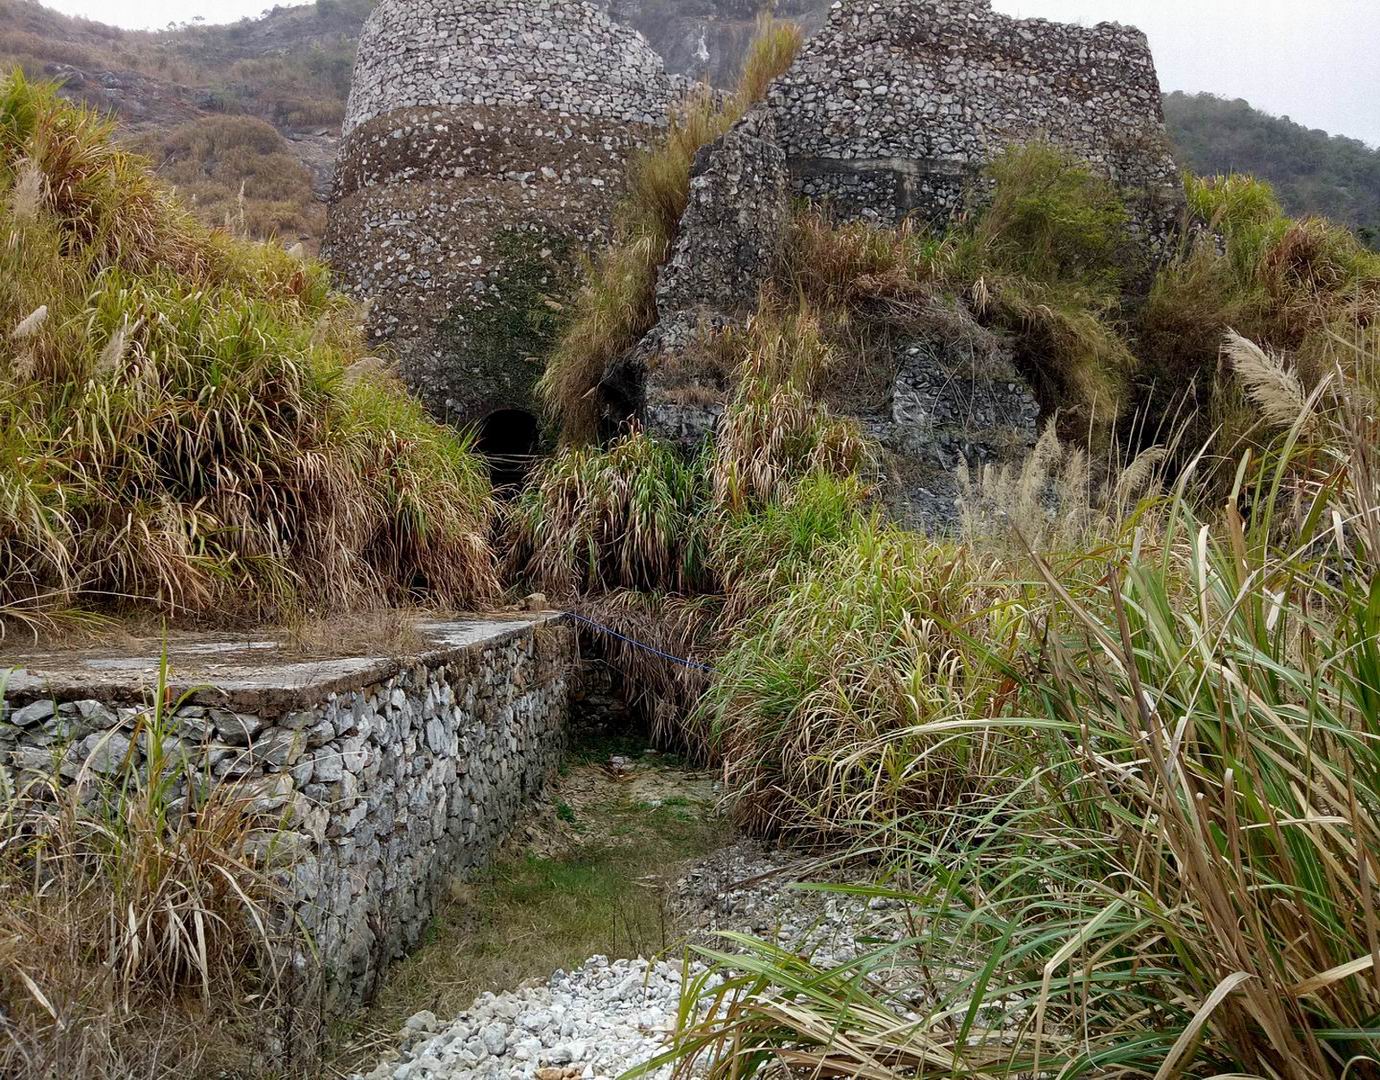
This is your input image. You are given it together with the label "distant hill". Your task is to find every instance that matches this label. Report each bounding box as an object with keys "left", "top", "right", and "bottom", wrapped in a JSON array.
[
  {"left": 2, "top": 1, "right": 1376, "bottom": 252},
  {"left": 0, "top": 0, "right": 370, "bottom": 249},
  {"left": 1164, "top": 91, "right": 1380, "bottom": 248}
]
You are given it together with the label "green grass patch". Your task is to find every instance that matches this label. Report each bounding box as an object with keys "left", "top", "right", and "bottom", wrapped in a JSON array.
[{"left": 332, "top": 760, "right": 725, "bottom": 1071}]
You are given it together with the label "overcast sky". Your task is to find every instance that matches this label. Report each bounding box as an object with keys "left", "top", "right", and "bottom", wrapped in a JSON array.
[{"left": 42, "top": 0, "right": 1380, "bottom": 147}]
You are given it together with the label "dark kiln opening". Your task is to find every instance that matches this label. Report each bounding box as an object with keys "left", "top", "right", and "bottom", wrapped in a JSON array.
[{"left": 476, "top": 408, "right": 540, "bottom": 492}]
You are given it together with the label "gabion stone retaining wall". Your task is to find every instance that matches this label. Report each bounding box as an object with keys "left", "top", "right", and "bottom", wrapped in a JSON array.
[
  {"left": 0, "top": 616, "right": 574, "bottom": 1010},
  {"left": 323, "top": 0, "right": 683, "bottom": 429}
]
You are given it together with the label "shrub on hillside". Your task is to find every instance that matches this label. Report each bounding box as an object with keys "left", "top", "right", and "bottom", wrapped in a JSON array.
[
  {"left": 0, "top": 74, "right": 497, "bottom": 631},
  {"left": 134, "top": 114, "right": 324, "bottom": 244}
]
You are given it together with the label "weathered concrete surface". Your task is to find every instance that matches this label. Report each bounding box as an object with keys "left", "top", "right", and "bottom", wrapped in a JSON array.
[
  {"left": 1, "top": 614, "right": 575, "bottom": 1010},
  {"left": 2, "top": 617, "right": 553, "bottom": 713}
]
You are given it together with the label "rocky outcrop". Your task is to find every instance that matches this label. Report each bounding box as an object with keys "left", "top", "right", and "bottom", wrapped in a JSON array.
[
  {"left": 607, "top": 0, "right": 832, "bottom": 86},
  {"left": 864, "top": 303, "right": 1041, "bottom": 527},
  {"left": 323, "top": 0, "right": 683, "bottom": 429}
]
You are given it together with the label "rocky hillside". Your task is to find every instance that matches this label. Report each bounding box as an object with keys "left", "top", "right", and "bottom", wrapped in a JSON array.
[{"left": 3, "top": 0, "right": 1375, "bottom": 249}]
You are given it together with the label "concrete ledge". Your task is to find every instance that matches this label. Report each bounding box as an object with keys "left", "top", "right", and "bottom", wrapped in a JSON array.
[{"left": 1, "top": 614, "right": 567, "bottom": 712}]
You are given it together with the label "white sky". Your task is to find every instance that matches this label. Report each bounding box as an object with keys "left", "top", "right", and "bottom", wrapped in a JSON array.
[{"left": 41, "top": 0, "right": 1380, "bottom": 147}]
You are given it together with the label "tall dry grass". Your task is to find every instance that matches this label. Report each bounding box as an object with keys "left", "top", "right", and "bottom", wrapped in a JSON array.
[
  {"left": 0, "top": 73, "right": 497, "bottom": 631},
  {"left": 647, "top": 332, "right": 1380, "bottom": 1080},
  {"left": 0, "top": 658, "right": 306, "bottom": 1078}
]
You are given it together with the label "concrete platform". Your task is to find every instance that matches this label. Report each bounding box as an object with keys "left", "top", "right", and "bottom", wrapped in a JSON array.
[{"left": 0, "top": 614, "right": 567, "bottom": 713}]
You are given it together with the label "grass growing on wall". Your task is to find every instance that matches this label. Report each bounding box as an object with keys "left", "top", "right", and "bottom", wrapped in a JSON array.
[
  {"left": 538, "top": 17, "right": 804, "bottom": 444},
  {"left": 0, "top": 73, "right": 498, "bottom": 632},
  {"left": 0, "top": 660, "right": 300, "bottom": 1079}
]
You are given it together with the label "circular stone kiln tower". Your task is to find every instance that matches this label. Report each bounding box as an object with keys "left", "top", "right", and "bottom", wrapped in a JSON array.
[{"left": 324, "top": 0, "right": 678, "bottom": 436}]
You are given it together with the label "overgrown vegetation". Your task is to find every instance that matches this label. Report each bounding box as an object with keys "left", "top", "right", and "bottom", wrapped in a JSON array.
[
  {"left": 3, "top": 9, "right": 1379, "bottom": 1078},
  {"left": 1166, "top": 90, "right": 1380, "bottom": 249},
  {"left": 645, "top": 344, "right": 1380, "bottom": 1077},
  {"left": 0, "top": 73, "right": 497, "bottom": 632},
  {"left": 509, "top": 25, "right": 1380, "bottom": 1075},
  {"left": 0, "top": 659, "right": 302, "bottom": 1078},
  {"left": 537, "top": 16, "right": 804, "bottom": 442}
]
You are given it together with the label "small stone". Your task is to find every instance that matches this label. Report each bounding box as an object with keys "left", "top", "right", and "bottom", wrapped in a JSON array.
[
  {"left": 10, "top": 700, "right": 55, "bottom": 727},
  {"left": 212, "top": 710, "right": 263, "bottom": 746},
  {"left": 480, "top": 1021, "right": 508, "bottom": 1055}
]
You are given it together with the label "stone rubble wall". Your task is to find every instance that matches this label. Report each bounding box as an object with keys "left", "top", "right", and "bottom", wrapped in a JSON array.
[
  {"left": 0, "top": 618, "right": 575, "bottom": 1011},
  {"left": 633, "top": 0, "right": 1179, "bottom": 524},
  {"left": 767, "top": 0, "right": 1184, "bottom": 232},
  {"left": 655, "top": 110, "right": 790, "bottom": 319},
  {"left": 324, "top": 0, "right": 683, "bottom": 427}
]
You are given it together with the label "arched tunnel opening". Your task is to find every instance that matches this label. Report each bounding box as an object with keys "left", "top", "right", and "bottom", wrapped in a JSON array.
[{"left": 475, "top": 408, "right": 540, "bottom": 494}]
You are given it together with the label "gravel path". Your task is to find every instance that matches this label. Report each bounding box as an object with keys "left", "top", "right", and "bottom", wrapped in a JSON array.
[{"left": 351, "top": 842, "right": 907, "bottom": 1080}]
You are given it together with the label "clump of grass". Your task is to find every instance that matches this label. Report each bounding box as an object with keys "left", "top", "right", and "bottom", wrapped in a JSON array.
[
  {"left": 1135, "top": 172, "right": 1380, "bottom": 460},
  {"left": 0, "top": 659, "right": 301, "bottom": 1078},
  {"left": 957, "top": 422, "right": 1173, "bottom": 555},
  {"left": 956, "top": 143, "right": 1137, "bottom": 425},
  {"left": 703, "top": 523, "right": 1022, "bottom": 839},
  {"left": 0, "top": 73, "right": 498, "bottom": 628},
  {"left": 707, "top": 307, "right": 875, "bottom": 514},
  {"left": 651, "top": 333, "right": 1380, "bottom": 1080},
  {"left": 539, "top": 19, "right": 803, "bottom": 443},
  {"left": 507, "top": 430, "right": 709, "bottom": 598}
]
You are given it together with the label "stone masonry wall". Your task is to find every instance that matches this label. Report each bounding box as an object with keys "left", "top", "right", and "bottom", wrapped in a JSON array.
[
  {"left": 0, "top": 616, "right": 574, "bottom": 1011},
  {"left": 324, "top": 0, "right": 683, "bottom": 428},
  {"left": 633, "top": 0, "right": 1179, "bottom": 525},
  {"left": 767, "top": 0, "right": 1184, "bottom": 233}
]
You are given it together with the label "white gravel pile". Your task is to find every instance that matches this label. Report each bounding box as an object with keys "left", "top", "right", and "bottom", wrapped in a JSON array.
[
  {"left": 353, "top": 843, "right": 911, "bottom": 1080},
  {"left": 675, "top": 842, "right": 910, "bottom": 974},
  {"left": 354, "top": 955, "right": 710, "bottom": 1080}
]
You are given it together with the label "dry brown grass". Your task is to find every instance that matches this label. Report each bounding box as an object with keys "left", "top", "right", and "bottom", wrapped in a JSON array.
[
  {"left": 0, "top": 664, "right": 309, "bottom": 1078},
  {"left": 134, "top": 115, "right": 324, "bottom": 246}
]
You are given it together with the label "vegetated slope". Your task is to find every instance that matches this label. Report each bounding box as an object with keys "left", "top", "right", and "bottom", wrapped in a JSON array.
[
  {"left": 1166, "top": 90, "right": 1380, "bottom": 248},
  {"left": 505, "top": 16, "right": 1380, "bottom": 1071},
  {"left": 0, "top": 0, "right": 370, "bottom": 246},
  {"left": 0, "top": 72, "right": 498, "bottom": 633}
]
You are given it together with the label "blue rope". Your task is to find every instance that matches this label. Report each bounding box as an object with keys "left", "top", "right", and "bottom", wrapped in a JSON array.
[{"left": 565, "top": 611, "right": 716, "bottom": 674}]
